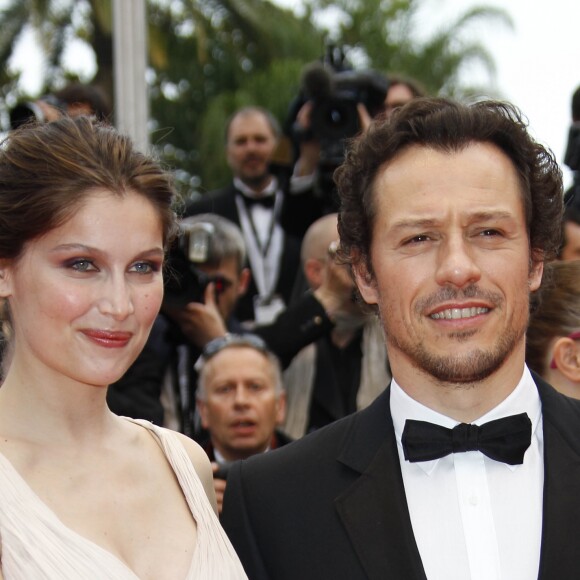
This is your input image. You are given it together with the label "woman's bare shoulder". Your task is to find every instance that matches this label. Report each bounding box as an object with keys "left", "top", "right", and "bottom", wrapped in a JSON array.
[
  {"left": 127, "top": 420, "right": 218, "bottom": 514},
  {"left": 171, "top": 432, "right": 216, "bottom": 510}
]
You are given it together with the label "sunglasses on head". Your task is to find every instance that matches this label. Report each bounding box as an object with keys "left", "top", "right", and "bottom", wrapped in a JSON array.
[{"left": 202, "top": 333, "right": 269, "bottom": 361}]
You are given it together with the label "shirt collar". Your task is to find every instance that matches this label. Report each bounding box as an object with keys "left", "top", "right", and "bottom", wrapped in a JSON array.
[
  {"left": 214, "top": 446, "right": 271, "bottom": 467},
  {"left": 391, "top": 365, "right": 542, "bottom": 474},
  {"left": 233, "top": 176, "right": 278, "bottom": 199}
]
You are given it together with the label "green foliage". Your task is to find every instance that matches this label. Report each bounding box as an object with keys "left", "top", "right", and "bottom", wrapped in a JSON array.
[
  {"left": 0, "top": 0, "right": 512, "bottom": 195},
  {"left": 147, "top": 0, "right": 324, "bottom": 195},
  {"left": 309, "top": 0, "right": 512, "bottom": 97}
]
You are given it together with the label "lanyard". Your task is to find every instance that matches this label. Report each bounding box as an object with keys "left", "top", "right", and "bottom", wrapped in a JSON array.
[{"left": 235, "top": 192, "right": 284, "bottom": 298}]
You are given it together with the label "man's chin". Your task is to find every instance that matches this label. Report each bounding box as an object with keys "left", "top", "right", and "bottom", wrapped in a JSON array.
[
  {"left": 410, "top": 345, "right": 514, "bottom": 386},
  {"left": 240, "top": 173, "right": 270, "bottom": 190}
]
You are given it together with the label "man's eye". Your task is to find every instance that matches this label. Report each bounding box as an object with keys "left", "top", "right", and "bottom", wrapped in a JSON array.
[
  {"left": 480, "top": 229, "right": 501, "bottom": 237},
  {"left": 404, "top": 234, "right": 431, "bottom": 245}
]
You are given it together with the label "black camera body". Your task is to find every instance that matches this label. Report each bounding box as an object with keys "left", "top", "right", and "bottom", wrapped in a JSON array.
[
  {"left": 163, "top": 222, "right": 230, "bottom": 309},
  {"left": 310, "top": 68, "right": 390, "bottom": 144},
  {"left": 310, "top": 69, "right": 388, "bottom": 195},
  {"left": 163, "top": 246, "right": 213, "bottom": 308},
  {"left": 9, "top": 95, "right": 66, "bottom": 130},
  {"left": 292, "top": 49, "right": 389, "bottom": 208}
]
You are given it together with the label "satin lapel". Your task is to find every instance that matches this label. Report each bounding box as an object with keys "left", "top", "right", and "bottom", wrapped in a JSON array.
[
  {"left": 334, "top": 388, "right": 427, "bottom": 580},
  {"left": 536, "top": 376, "right": 580, "bottom": 579}
]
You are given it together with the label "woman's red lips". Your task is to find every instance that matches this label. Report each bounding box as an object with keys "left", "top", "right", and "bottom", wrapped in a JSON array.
[{"left": 81, "top": 329, "right": 133, "bottom": 348}]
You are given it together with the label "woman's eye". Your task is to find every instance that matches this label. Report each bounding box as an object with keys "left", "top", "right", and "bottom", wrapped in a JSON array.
[
  {"left": 130, "top": 261, "right": 160, "bottom": 275},
  {"left": 68, "top": 259, "right": 97, "bottom": 272}
]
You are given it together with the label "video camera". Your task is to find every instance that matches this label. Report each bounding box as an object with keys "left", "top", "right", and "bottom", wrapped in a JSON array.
[
  {"left": 290, "top": 45, "right": 389, "bottom": 207},
  {"left": 163, "top": 221, "right": 232, "bottom": 309}
]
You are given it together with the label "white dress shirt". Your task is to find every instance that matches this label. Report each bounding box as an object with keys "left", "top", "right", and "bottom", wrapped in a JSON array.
[
  {"left": 390, "top": 366, "right": 543, "bottom": 580},
  {"left": 234, "top": 177, "right": 285, "bottom": 323}
]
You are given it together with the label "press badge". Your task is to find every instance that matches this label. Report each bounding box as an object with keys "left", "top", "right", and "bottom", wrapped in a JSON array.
[{"left": 254, "top": 294, "right": 285, "bottom": 324}]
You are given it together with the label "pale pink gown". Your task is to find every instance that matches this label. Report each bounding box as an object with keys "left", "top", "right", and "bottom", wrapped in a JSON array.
[{"left": 0, "top": 418, "right": 248, "bottom": 579}]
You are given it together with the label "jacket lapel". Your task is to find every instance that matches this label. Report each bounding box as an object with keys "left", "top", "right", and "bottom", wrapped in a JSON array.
[
  {"left": 328, "top": 375, "right": 580, "bottom": 579},
  {"left": 536, "top": 376, "right": 580, "bottom": 578},
  {"left": 334, "top": 387, "right": 427, "bottom": 580}
]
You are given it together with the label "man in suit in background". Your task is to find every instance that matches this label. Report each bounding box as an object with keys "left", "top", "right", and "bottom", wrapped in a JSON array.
[
  {"left": 221, "top": 98, "right": 580, "bottom": 580},
  {"left": 282, "top": 213, "right": 389, "bottom": 439},
  {"left": 185, "top": 106, "right": 322, "bottom": 324},
  {"left": 196, "top": 334, "right": 290, "bottom": 514}
]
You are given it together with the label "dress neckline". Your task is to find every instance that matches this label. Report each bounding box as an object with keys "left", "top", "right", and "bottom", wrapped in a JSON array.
[{"left": 0, "top": 418, "right": 198, "bottom": 579}]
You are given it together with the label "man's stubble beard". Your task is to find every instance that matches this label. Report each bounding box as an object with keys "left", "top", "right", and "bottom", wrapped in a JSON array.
[
  {"left": 382, "top": 285, "right": 529, "bottom": 386},
  {"left": 239, "top": 158, "right": 271, "bottom": 192},
  {"left": 241, "top": 174, "right": 270, "bottom": 191}
]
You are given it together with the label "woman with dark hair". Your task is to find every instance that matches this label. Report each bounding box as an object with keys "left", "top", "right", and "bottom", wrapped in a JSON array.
[
  {"left": 0, "top": 117, "right": 246, "bottom": 578},
  {"left": 527, "top": 260, "right": 580, "bottom": 399}
]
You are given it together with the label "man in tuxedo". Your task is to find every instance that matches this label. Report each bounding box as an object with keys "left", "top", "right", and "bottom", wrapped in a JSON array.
[
  {"left": 185, "top": 106, "right": 322, "bottom": 323},
  {"left": 221, "top": 98, "right": 579, "bottom": 580}
]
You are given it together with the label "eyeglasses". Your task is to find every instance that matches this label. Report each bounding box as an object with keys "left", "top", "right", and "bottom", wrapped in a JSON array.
[
  {"left": 549, "top": 331, "right": 580, "bottom": 369},
  {"left": 202, "top": 333, "right": 270, "bottom": 361}
]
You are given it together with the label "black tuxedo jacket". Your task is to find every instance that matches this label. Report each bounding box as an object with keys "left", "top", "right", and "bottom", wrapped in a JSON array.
[
  {"left": 184, "top": 183, "right": 305, "bottom": 322},
  {"left": 222, "top": 375, "right": 580, "bottom": 580}
]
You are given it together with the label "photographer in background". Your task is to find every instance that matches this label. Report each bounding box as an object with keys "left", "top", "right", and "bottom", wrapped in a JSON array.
[
  {"left": 9, "top": 82, "right": 111, "bottom": 129},
  {"left": 289, "top": 49, "right": 425, "bottom": 213},
  {"left": 196, "top": 334, "right": 290, "bottom": 514},
  {"left": 282, "top": 213, "right": 390, "bottom": 439},
  {"left": 381, "top": 74, "right": 426, "bottom": 118},
  {"left": 107, "top": 214, "right": 251, "bottom": 437},
  {"left": 289, "top": 49, "right": 389, "bottom": 212}
]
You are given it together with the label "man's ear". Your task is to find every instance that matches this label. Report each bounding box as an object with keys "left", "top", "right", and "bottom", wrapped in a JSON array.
[
  {"left": 237, "top": 268, "right": 251, "bottom": 297},
  {"left": 352, "top": 258, "right": 379, "bottom": 306},
  {"left": 552, "top": 337, "right": 580, "bottom": 383},
  {"left": 528, "top": 259, "right": 544, "bottom": 292},
  {"left": 303, "top": 258, "right": 324, "bottom": 289},
  {"left": 275, "top": 391, "right": 287, "bottom": 425},
  {"left": 196, "top": 399, "right": 210, "bottom": 430}
]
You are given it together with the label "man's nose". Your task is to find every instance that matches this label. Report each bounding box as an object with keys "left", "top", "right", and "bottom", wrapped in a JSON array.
[
  {"left": 435, "top": 236, "right": 481, "bottom": 288},
  {"left": 233, "top": 385, "right": 251, "bottom": 406}
]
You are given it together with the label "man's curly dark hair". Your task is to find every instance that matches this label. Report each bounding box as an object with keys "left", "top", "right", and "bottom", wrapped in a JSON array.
[{"left": 336, "top": 98, "right": 564, "bottom": 277}]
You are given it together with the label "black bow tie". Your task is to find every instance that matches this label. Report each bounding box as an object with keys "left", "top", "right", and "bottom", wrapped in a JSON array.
[
  {"left": 241, "top": 193, "right": 276, "bottom": 209},
  {"left": 401, "top": 413, "right": 532, "bottom": 465}
]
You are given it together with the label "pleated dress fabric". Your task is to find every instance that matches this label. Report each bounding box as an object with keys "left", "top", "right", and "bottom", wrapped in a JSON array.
[{"left": 0, "top": 418, "right": 248, "bottom": 579}]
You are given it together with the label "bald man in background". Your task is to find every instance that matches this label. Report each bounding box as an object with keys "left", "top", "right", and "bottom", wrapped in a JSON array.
[{"left": 282, "top": 214, "right": 390, "bottom": 438}]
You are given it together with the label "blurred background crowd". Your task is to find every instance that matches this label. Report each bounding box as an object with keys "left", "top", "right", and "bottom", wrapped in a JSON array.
[{"left": 0, "top": 0, "right": 579, "bottom": 513}]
